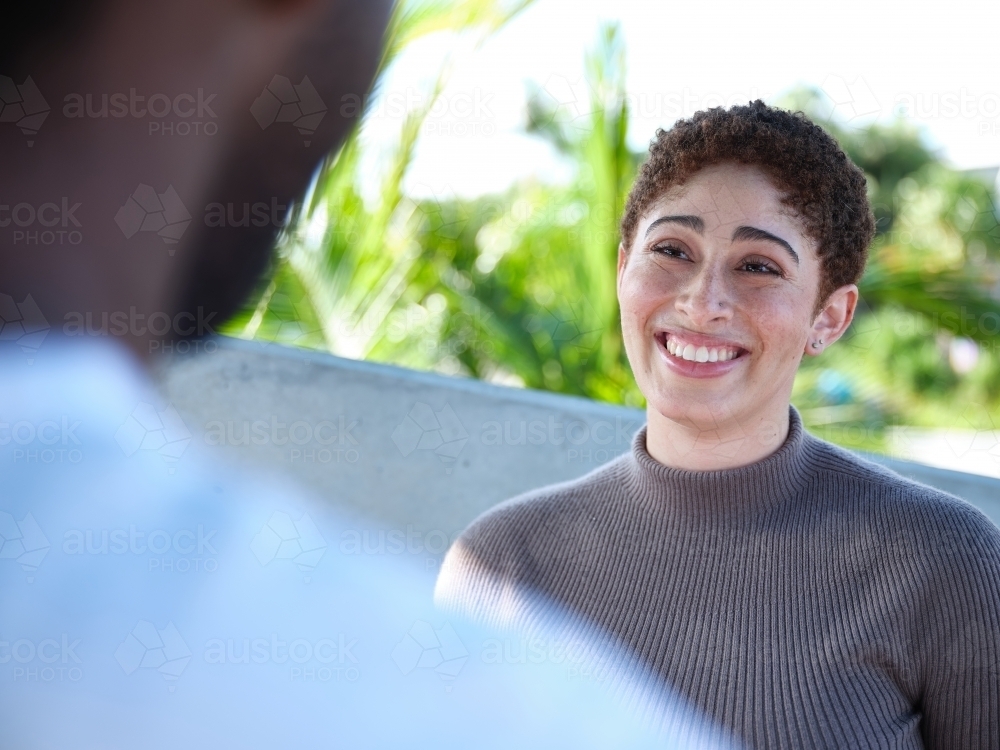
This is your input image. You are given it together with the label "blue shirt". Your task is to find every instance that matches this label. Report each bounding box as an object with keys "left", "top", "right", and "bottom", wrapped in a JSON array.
[{"left": 0, "top": 339, "right": 722, "bottom": 749}]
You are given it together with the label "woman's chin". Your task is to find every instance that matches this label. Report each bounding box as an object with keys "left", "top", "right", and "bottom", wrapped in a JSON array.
[{"left": 646, "top": 393, "right": 745, "bottom": 428}]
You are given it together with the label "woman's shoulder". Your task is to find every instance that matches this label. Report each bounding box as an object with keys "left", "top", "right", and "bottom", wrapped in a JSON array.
[
  {"left": 448, "top": 454, "right": 631, "bottom": 558},
  {"left": 803, "top": 431, "right": 1000, "bottom": 548},
  {"left": 460, "top": 452, "right": 632, "bottom": 547},
  {"left": 435, "top": 453, "right": 632, "bottom": 619}
]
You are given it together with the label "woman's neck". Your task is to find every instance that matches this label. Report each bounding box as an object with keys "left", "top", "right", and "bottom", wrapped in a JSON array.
[{"left": 644, "top": 400, "right": 791, "bottom": 472}]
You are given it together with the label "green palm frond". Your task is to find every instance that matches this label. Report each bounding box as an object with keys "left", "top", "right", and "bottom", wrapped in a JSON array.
[{"left": 228, "top": 0, "right": 535, "bottom": 359}]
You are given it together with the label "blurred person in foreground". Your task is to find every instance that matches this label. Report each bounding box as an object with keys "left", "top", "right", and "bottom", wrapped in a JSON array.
[
  {"left": 437, "top": 102, "right": 1000, "bottom": 748},
  {"left": 0, "top": 2, "right": 722, "bottom": 747}
]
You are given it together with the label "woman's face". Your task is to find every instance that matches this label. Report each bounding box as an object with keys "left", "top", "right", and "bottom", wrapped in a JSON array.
[{"left": 618, "top": 162, "right": 855, "bottom": 435}]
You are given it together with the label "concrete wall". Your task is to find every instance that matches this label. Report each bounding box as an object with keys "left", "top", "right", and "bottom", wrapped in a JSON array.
[{"left": 159, "top": 338, "right": 1000, "bottom": 544}]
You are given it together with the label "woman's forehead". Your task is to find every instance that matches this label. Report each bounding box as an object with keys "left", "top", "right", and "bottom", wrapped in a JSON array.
[{"left": 639, "top": 166, "right": 808, "bottom": 237}]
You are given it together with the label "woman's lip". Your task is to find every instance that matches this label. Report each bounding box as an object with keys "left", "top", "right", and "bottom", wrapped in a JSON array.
[{"left": 654, "top": 332, "right": 747, "bottom": 379}]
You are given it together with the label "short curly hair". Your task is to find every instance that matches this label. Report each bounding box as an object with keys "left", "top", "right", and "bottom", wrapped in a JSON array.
[{"left": 620, "top": 100, "right": 875, "bottom": 306}]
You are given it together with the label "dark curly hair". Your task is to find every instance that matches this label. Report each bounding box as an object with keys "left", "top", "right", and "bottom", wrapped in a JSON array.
[{"left": 620, "top": 100, "right": 875, "bottom": 307}]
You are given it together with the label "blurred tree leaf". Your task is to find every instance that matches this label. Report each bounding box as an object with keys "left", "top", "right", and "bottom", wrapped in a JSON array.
[
  {"left": 225, "top": 0, "right": 534, "bottom": 360},
  {"left": 226, "top": 17, "right": 1000, "bottom": 441}
]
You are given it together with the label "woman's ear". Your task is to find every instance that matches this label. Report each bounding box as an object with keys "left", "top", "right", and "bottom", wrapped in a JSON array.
[{"left": 805, "top": 283, "right": 858, "bottom": 355}]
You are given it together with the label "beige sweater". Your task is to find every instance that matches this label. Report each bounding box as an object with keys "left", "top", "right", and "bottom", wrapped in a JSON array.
[{"left": 436, "top": 408, "right": 1000, "bottom": 749}]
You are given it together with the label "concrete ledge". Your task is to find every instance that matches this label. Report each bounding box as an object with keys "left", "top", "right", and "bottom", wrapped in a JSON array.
[{"left": 159, "top": 338, "right": 1000, "bottom": 539}]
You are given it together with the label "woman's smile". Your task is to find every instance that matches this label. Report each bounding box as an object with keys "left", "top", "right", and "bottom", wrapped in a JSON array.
[{"left": 655, "top": 329, "right": 748, "bottom": 378}]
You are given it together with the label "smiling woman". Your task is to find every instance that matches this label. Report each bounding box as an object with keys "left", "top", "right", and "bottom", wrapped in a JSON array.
[
  {"left": 437, "top": 102, "right": 1000, "bottom": 748},
  {"left": 620, "top": 160, "right": 856, "bottom": 470}
]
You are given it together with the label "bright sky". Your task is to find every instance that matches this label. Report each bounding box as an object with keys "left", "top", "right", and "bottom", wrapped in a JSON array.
[{"left": 363, "top": 0, "right": 1000, "bottom": 201}]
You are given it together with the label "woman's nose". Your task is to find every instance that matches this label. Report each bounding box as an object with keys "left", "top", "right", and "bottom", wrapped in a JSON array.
[{"left": 674, "top": 265, "right": 733, "bottom": 325}]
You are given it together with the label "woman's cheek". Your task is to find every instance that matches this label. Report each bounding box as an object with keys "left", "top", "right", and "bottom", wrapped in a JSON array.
[
  {"left": 740, "top": 290, "right": 791, "bottom": 331},
  {"left": 640, "top": 275, "right": 682, "bottom": 318},
  {"left": 622, "top": 276, "right": 660, "bottom": 326}
]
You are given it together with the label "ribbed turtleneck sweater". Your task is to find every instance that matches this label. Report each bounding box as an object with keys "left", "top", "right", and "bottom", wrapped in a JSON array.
[{"left": 436, "top": 408, "right": 1000, "bottom": 749}]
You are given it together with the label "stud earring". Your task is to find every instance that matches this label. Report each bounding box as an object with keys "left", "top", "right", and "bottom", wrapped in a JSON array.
[{"left": 812, "top": 340, "right": 823, "bottom": 349}]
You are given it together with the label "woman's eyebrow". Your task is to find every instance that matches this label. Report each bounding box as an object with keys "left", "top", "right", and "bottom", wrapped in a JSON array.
[
  {"left": 644, "top": 214, "right": 704, "bottom": 237},
  {"left": 731, "top": 225, "right": 799, "bottom": 265}
]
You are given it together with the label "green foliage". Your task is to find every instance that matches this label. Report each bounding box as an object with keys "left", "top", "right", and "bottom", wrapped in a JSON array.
[
  {"left": 223, "top": 0, "right": 534, "bottom": 360},
  {"left": 227, "top": 13, "right": 1000, "bottom": 447},
  {"left": 410, "top": 22, "right": 641, "bottom": 403},
  {"left": 778, "top": 94, "right": 1000, "bottom": 441}
]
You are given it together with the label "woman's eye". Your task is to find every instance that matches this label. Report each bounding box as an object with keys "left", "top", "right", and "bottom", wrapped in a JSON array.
[
  {"left": 652, "top": 243, "right": 688, "bottom": 259},
  {"left": 741, "top": 258, "right": 782, "bottom": 276}
]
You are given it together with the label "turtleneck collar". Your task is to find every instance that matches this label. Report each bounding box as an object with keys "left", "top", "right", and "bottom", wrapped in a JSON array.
[{"left": 626, "top": 406, "right": 817, "bottom": 516}]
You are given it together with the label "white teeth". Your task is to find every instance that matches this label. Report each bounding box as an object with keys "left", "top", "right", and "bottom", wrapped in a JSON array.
[{"left": 664, "top": 335, "right": 740, "bottom": 364}]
